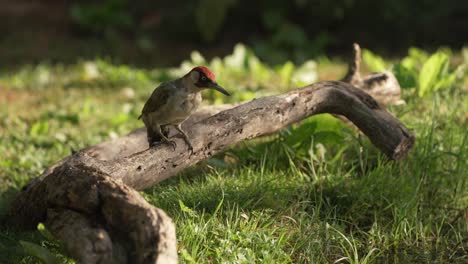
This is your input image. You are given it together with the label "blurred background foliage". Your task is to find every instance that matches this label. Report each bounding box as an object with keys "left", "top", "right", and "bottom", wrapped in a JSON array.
[
  {"left": 0, "top": 0, "right": 466, "bottom": 67},
  {"left": 2, "top": 43, "right": 465, "bottom": 103}
]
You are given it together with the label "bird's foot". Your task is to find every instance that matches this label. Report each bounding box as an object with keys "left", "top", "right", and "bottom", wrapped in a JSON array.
[
  {"left": 148, "top": 137, "right": 157, "bottom": 148},
  {"left": 161, "top": 138, "right": 177, "bottom": 151},
  {"left": 173, "top": 134, "right": 194, "bottom": 154},
  {"left": 179, "top": 135, "right": 193, "bottom": 155},
  {"left": 148, "top": 138, "right": 176, "bottom": 151},
  {"left": 181, "top": 137, "right": 194, "bottom": 154},
  {"left": 187, "top": 142, "right": 193, "bottom": 156}
]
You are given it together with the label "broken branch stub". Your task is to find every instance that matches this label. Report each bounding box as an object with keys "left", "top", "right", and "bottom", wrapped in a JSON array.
[{"left": 342, "top": 43, "right": 403, "bottom": 106}]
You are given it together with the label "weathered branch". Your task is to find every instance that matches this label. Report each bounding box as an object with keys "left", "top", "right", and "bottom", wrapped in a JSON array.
[
  {"left": 342, "top": 43, "right": 403, "bottom": 106},
  {"left": 342, "top": 43, "right": 363, "bottom": 85},
  {"left": 46, "top": 209, "right": 114, "bottom": 263},
  {"left": 76, "top": 81, "right": 413, "bottom": 191},
  {"left": 7, "top": 45, "right": 415, "bottom": 264},
  {"left": 12, "top": 164, "right": 177, "bottom": 263}
]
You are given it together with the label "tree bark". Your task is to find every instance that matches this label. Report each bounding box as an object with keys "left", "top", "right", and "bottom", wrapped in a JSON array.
[
  {"left": 342, "top": 43, "right": 403, "bottom": 106},
  {"left": 7, "top": 45, "right": 414, "bottom": 263}
]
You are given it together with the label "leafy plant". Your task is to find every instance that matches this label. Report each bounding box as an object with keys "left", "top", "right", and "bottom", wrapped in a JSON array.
[
  {"left": 284, "top": 114, "right": 349, "bottom": 148},
  {"left": 362, "top": 49, "right": 387, "bottom": 72},
  {"left": 418, "top": 51, "right": 456, "bottom": 96},
  {"left": 392, "top": 48, "right": 465, "bottom": 96}
]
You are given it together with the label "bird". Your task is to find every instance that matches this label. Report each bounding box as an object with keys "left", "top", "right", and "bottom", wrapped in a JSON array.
[{"left": 138, "top": 66, "right": 230, "bottom": 152}]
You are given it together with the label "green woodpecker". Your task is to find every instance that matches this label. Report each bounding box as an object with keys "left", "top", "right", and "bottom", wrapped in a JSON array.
[{"left": 138, "top": 66, "right": 230, "bottom": 151}]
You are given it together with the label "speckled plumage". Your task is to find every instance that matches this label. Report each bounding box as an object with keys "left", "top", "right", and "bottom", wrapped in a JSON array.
[{"left": 139, "top": 67, "right": 229, "bottom": 151}]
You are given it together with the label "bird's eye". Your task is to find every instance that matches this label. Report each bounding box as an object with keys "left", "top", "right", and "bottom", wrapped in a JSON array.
[{"left": 201, "top": 76, "right": 207, "bottom": 81}]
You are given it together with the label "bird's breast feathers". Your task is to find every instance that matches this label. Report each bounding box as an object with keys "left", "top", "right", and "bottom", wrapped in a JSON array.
[{"left": 146, "top": 91, "right": 201, "bottom": 125}]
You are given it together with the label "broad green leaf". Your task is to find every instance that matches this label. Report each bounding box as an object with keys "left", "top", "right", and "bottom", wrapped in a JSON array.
[
  {"left": 401, "top": 57, "right": 418, "bottom": 71},
  {"left": 362, "top": 49, "right": 387, "bottom": 72},
  {"left": 285, "top": 114, "right": 348, "bottom": 146},
  {"left": 310, "top": 114, "right": 346, "bottom": 132},
  {"left": 30, "top": 121, "right": 49, "bottom": 137},
  {"left": 285, "top": 121, "right": 317, "bottom": 146},
  {"left": 20, "top": 241, "right": 60, "bottom": 264},
  {"left": 278, "top": 61, "right": 294, "bottom": 87},
  {"left": 418, "top": 51, "right": 449, "bottom": 96},
  {"left": 408, "top": 47, "right": 428, "bottom": 64},
  {"left": 433, "top": 71, "right": 457, "bottom": 92},
  {"left": 393, "top": 63, "right": 417, "bottom": 88}
]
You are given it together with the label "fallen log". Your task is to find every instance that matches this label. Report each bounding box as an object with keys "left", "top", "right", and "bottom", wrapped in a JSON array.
[{"left": 7, "top": 44, "right": 414, "bottom": 263}]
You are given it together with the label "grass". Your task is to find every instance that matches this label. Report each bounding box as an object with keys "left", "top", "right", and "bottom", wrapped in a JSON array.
[{"left": 0, "top": 49, "right": 467, "bottom": 263}]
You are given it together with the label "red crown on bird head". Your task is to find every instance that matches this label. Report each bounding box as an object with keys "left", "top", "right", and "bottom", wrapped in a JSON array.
[{"left": 191, "top": 66, "right": 216, "bottom": 81}]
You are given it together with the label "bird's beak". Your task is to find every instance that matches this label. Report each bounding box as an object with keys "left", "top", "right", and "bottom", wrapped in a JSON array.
[{"left": 208, "top": 82, "right": 230, "bottom": 96}]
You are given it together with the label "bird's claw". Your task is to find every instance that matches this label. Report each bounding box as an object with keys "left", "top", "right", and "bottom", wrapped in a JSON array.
[
  {"left": 149, "top": 137, "right": 191, "bottom": 153},
  {"left": 182, "top": 139, "right": 194, "bottom": 155},
  {"left": 148, "top": 138, "right": 176, "bottom": 151},
  {"left": 187, "top": 144, "right": 194, "bottom": 155},
  {"left": 165, "top": 139, "right": 177, "bottom": 151},
  {"left": 149, "top": 139, "right": 158, "bottom": 148}
]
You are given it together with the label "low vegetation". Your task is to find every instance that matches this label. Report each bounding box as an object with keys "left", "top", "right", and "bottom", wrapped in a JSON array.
[{"left": 0, "top": 45, "right": 466, "bottom": 263}]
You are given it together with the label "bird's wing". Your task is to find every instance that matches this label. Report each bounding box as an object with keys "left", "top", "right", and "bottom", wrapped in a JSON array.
[{"left": 138, "top": 82, "right": 172, "bottom": 119}]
